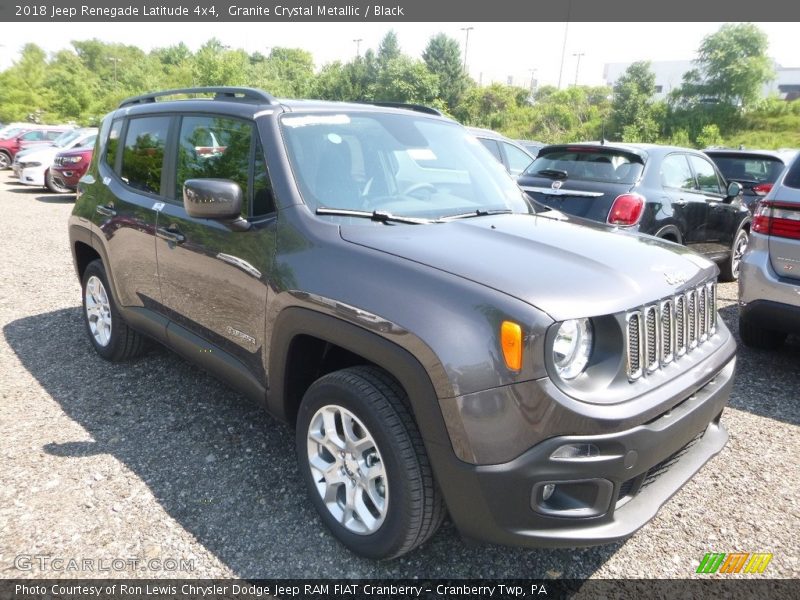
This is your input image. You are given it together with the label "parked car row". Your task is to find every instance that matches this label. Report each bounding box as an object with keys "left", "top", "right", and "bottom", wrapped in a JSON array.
[{"left": 12, "top": 128, "right": 97, "bottom": 192}]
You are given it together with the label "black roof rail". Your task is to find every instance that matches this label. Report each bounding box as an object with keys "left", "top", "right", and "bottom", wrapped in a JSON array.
[
  {"left": 368, "top": 102, "right": 443, "bottom": 116},
  {"left": 118, "top": 87, "right": 276, "bottom": 108}
]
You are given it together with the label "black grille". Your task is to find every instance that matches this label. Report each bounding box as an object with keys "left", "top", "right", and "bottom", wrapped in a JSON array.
[
  {"left": 641, "top": 431, "right": 704, "bottom": 490},
  {"left": 645, "top": 306, "right": 658, "bottom": 371},
  {"left": 627, "top": 313, "right": 641, "bottom": 377}
]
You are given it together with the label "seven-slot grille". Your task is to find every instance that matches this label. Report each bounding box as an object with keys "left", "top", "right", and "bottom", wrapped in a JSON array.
[{"left": 625, "top": 281, "right": 717, "bottom": 380}]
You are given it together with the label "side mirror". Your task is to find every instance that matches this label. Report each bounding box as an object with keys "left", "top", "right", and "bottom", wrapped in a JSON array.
[
  {"left": 727, "top": 181, "right": 743, "bottom": 198},
  {"left": 183, "top": 178, "right": 243, "bottom": 220}
]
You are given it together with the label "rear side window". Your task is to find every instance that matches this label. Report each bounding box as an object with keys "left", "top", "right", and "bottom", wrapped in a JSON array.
[
  {"left": 661, "top": 154, "right": 695, "bottom": 189},
  {"left": 45, "top": 130, "right": 64, "bottom": 140},
  {"left": 525, "top": 148, "right": 644, "bottom": 184},
  {"left": 120, "top": 116, "right": 170, "bottom": 195},
  {"left": 784, "top": 157, "right": 800, "bottom": 190},
  {"left": 20, "top": 130, "right": 44, "bottom": 141},
  {"left": 478, "top": 138, "right": 503, "bottom": 163},
  {"left": 104, "top": 120, "right": 123, "bottom": 171}
]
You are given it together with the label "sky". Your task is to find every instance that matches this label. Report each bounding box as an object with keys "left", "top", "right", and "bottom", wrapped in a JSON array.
[{"left": 0, "top": 22, "right": 797, "bottom": 89}]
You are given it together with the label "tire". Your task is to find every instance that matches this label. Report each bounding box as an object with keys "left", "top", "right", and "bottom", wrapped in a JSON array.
[
  {"left": 45, "top": 169, "right": 70, "bottom": 193},
  {"left": 0, "top": 151, "right": 10, "bottom": 170},
  {"left": 739, "top": 315, "right": 786, "bottom": 350},
  {"left": 81, "top": 259, "right": 148, "bottom": 361},
  {"left": 296, "top": 365, "right": 445, "bottom": 559},
  {"left": 719, "top": 228, "right": 749, "bottom": 282}
]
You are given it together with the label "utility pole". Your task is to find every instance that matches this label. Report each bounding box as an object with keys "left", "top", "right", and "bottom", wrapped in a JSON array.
[
  {"left": 460, "top": 26, "right": 474, "bottom": 73},
  {"left": 108, "top": 57, "right": 122, "bottom": 86},
  {"left": 529, "top": 68, "right": 538, "bottom": 99},
  {"left": 353, "top": 39, "right": 363, "bottom": 58},
  {"left": 557, "top": 0, "right": 573, "bottom": 89},
  {"left": 573, "top": 52, "right": 585, "bottom": 87}
]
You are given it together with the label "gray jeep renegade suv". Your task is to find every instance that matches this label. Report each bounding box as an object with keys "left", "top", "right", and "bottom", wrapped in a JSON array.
[{"left": 69, "top": 87, "right": 737, "bottom": 559}]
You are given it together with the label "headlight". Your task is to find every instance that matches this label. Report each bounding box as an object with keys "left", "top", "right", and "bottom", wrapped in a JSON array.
[
  {"left": 552, "top": 318, "right": 593, "bottom": 379},
  {"left": 63, "top": 156, "right": 83, "bottom": 164}
]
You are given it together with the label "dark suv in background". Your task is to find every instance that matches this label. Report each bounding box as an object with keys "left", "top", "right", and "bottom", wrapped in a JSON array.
[
  {"left": 69, "top": 88, "right": 736, "bottom": 559},
  {"left": 704, "top": 148, "right": 797, "bottom": 211},
  {"left": 518, "top": 143, "right": 751, "bottom": 281}
]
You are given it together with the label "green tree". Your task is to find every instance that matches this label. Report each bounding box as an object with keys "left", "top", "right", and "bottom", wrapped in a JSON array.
[
  {"left": 377, "top": 30, "right": 401, "bottom": 68},
  {"left": 608, "top": 61, "right": 659, "bottom": 142},
  {"left": 371, "top": 56, "right": 438, "bottom": 104},
  {"left": 679, "top": 23, "right": 773, "bottom": 108},
  {"left": 0, "top": 44, "right": 51, "bottom": 122},
  {"left": 192, "top": 38, "right": 249, "bottom": 86},
  {"left": 422, "top": 33, "right": 472, "bottom": 110}
]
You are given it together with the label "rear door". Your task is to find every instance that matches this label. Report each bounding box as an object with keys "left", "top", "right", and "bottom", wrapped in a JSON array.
[
  {"left": 155, "top": 114, "right": 277, "bottom": 381},
  {"left": 499, "top": 140, "right": 534, "bottom": 176},
  {"left": 89, "top": 114, "right": 166, "bottom": 314},
  {"left": 660, "top": 153, "right": 709, "bottom": 250}
]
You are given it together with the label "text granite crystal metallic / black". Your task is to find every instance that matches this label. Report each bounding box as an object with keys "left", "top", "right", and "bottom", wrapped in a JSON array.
[{"left": 68, "top": 87, "right": 737, "bottom": 559}]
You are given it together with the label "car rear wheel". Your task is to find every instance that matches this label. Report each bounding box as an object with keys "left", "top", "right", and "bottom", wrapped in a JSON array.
[
  {"left": 296, "top": 366, "right": 445, "bottom": 559},
  {"left": 0, "top": 152, "right": 10, "bottom": 170},
  {"left": 81, "top": 259, "right": 148, "bottom": 361},
  {"left": 739, "top": 315, "right": 786, "bottom": 350},
  {"left": 720, "top": 228, "right": 749, "bottom": 282},
  {"left": 45, "top": 169, "right": 71, "bottom": 193}
]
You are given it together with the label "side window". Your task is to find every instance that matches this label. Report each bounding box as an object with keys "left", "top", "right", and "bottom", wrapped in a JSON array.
[
  {"left": 175, "top": 115, "right": 254, "bottom": 214},
  {"left": 503, "top": 142, "right": 533, "bottom": 176},
  {"left": 120, "top": 116, "right": 170, "bottom": 195},
  {"left": 661, "top": 154, "right": 695, "bottom": 190},
  {"left": 45, "top": 130, "right": 63, "bottom": 140},
  {"left": 688, "top": 155, "right": 723, "bottom": 195},
  {"left": 21, "top": 130, "right": 44, "bottom": 141},
  {"left": 478, "top": 138, "right": 503, "bottom": 164},
  {"left": 105, "top": 120, "right": 123, "bottom": 172}
]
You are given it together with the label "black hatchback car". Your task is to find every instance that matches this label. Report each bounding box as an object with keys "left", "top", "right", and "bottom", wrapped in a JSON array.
[{"left": 518, "top": 143, "right": 751, "bottom": 280}]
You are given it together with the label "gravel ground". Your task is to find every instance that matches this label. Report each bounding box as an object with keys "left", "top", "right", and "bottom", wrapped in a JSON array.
[{"left": 0, "top": 171, "right": 798, "bottom": 580}]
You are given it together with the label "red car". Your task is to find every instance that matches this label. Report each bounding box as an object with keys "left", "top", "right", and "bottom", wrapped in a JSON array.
[
  {"left": 51, "top": 145, "right": 93, "bottom": 191},
  {"left": 0, "top": 126, "right": 72, "bottom": 169}
]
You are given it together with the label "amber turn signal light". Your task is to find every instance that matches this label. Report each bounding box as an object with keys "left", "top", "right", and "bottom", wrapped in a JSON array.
[{"left": 501, "top": 320, "right": 523, "bottom": 371}]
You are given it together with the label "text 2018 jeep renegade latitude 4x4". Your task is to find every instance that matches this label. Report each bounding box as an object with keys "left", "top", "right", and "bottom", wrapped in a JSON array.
[{"left": 69, "top": 88, "right": 737, "bottom": 559}]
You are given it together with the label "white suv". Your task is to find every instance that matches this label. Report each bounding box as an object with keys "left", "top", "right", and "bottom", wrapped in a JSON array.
[
  {"left": 15, "top": 128, "right": 98, "bottom": 192},
  {"left": 739, "top": 153, "right": 800, "bottom": 348}
]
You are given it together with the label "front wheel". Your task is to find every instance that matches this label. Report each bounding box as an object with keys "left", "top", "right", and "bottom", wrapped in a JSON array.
[
  {"left": 720, "top": 228, "right": 749, "bottom": 282},
  {"left": 296, "top": 366, "right": 445, "bottom": 559},
  {"left": 0, "top": 152, "right": 10, "bottom": 170},
  {"left": 45, "top": 169, "right": 71, "bottom": 193}
]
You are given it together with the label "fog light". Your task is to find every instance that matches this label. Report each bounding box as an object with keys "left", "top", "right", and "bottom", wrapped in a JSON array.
[
  {"left": 542, "top": 483, "right": 555, "bottom": 501},
  {"left": 550, "top": 443, "right": 600, "bottom": 460}
]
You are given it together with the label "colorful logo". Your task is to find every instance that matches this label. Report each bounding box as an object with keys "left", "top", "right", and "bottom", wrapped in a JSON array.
[{"left": 697, "top": 552, "right": 773, "bottom": 574}]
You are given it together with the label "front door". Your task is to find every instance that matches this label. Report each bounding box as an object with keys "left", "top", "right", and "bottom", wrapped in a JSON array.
[{"left": 155, "top": 114, "right": 278, "bottom": 381}]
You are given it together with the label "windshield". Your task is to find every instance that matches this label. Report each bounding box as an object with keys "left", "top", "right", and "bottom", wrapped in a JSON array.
[
  {"left": 0, "top": 127, "right": 25, "bottom": 140},
  {"left": 524, "top": 147, "right": 645, "bottom": 185},
  {"left": 53, "top": 129, "right": 82, "bottom": 148},
  {"left": 280, "top": 112, "right": 529, "bottom": 220}
]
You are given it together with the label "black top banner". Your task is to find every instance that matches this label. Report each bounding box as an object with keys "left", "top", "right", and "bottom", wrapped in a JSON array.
[{"left": 3, "top": 0, "right": 800, "bottom": 22}]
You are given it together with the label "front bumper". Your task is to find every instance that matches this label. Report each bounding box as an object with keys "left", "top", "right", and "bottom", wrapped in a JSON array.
[
  {"left": 429, "top": 353, "right": 735, "bottom": 548},
  {"left": 51, "top": 166, "right": 81, "bottom": 190},
  {"left": 19, "top": 165, "right": 46, "bottom": 187}
]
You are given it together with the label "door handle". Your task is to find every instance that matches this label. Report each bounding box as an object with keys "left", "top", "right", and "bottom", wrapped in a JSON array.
[
  {"left": 156, "top": 226, "right": 186, "bottom": 244},
  {"left": 95, "top": 205, "right": 116, "bottom": 217},
  {"left": 672, "top": 199, "right": 687, "bottom": 206}
]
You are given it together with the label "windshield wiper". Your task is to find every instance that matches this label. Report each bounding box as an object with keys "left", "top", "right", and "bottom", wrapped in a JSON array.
[
  {"left": 440, "top": 209, "right": 513, "bottom": 220},
  {"left": 316, "top": 207, "right": 432, "bottom": 225},
  {"left": 536, "top": 168, "right": 568, "bottom": 179}
]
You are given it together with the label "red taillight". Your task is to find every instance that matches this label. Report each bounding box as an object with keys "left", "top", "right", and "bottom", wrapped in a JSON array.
[
  {"left": 752, "top": 183, "right": 773, "bottom": 196},
  {"left": 752, "top": 200, "right": 800, "bottom": 240},
  {"left": 608, "top": 193, "right": 645, "bottom": 226}
]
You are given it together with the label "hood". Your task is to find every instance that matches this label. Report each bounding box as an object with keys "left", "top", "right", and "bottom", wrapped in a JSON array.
[
  {"left": 340, "top": 213, "right": 716, "bottom": 321},
  {"left": 17, "top": 146, "right": 59, "bottom": 163}
]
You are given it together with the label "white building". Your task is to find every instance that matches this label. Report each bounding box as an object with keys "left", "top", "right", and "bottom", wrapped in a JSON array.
[{"left": 604, "top": 60, "right": 800, "bottom": 101}]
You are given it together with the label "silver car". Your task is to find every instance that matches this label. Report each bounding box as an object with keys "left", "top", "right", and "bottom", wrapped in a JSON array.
[{"left": 739, "top": 153, "right": 800, "bottom": 348}]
